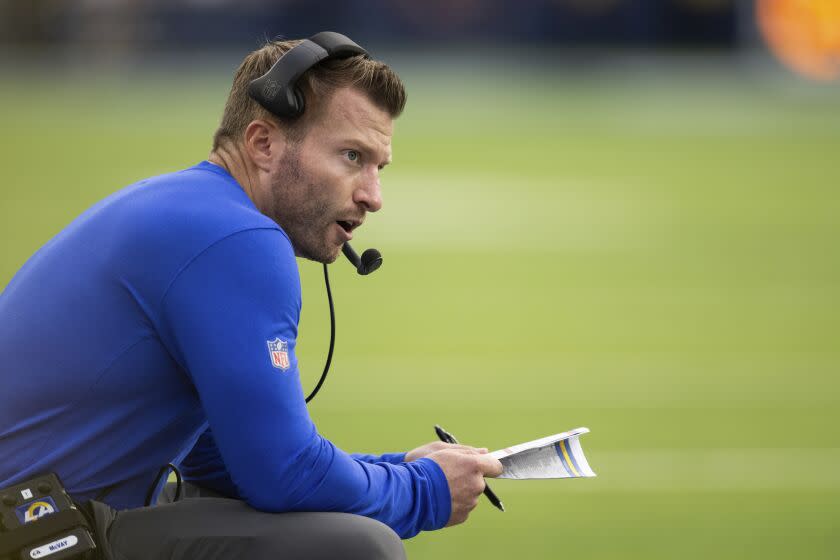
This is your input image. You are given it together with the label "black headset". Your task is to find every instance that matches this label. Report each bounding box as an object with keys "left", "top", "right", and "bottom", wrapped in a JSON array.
[
  {"left": 249, "top": 31, "right": 367, "bottom": 118},
  {"left": 248, "top": 32, "right": 383, "bottom": 401}
]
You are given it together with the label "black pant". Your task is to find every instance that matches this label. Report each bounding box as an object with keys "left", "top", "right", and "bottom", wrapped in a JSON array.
[{"left": 87, "top": 483, "right": 406, "bottom": 560}]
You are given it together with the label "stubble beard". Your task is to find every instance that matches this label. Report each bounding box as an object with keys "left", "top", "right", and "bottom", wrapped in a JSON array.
[{"left": 264, "top": 148, "right": 341, "bottom": 264}]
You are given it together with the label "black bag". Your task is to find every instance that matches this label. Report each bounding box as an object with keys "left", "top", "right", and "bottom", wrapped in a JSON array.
[{"left": 0, "top": 473, "right": 97, "bottom": 560}]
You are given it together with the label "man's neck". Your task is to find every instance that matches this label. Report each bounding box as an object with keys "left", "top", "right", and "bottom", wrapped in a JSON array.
[{"left": 208, "top": 145, "right": 259, "bottom": 204}]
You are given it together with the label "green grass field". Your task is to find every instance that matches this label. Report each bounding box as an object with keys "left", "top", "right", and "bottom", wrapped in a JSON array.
[{"left": 2, "top": 55, "right": 839, "bottom": 559}]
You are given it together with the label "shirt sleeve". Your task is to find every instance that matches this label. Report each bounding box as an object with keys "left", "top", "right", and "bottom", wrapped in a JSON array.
[
  {"left": 158, "top": 228, "right": 450, "bottom": 538},
  {"left": 351, "top": 452, "right": 407, "bottom": 464},
  {"left": 181, "top": 430, "right": 407, "bottom": 493},
  {"left": 178, "top": 427, "right": 241, "bottom": 498}
]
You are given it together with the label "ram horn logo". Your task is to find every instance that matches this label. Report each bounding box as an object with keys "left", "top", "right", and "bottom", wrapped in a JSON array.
[{"left": 24, "top": 501, "right": 56, "bottom": 523}]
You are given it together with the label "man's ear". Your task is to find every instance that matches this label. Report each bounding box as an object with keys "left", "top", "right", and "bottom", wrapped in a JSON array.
[{"left": 243, "top": 119, "right": 286, "bottom": 172}]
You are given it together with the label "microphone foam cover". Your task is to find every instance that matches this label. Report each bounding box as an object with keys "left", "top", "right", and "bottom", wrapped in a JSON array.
[{"left": 359, "top": 248, "right": 383, "bottom": 275}]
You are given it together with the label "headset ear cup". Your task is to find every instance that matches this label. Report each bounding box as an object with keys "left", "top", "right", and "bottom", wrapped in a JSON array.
[{"left": 248, "top": 33, "right": 367, "bottom": 119}]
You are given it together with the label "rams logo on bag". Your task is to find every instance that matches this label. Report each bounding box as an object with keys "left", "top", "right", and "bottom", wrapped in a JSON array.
[
  {"left": 16, "top": 496, "right": 58, "bottom": 524},
  {"left": 267, "top": 338, "right": 290, "bottom": 371}
]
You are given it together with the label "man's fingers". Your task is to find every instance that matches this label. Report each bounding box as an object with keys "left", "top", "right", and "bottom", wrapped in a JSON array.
[
  {"left": 476, "top": 453, "right": 504, "bottom": 477},
  {"left": 444, "top": 444, "right": 487, "bottom": 455}
]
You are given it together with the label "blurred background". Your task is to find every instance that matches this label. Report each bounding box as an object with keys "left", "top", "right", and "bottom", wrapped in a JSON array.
[{"left": 1, "top": 0, "right": 838, "bottom": 558}]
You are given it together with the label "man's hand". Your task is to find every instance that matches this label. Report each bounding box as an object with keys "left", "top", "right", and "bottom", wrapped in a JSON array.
[
  {"left": 405, "top": 441, "right": 487, "bottom": 463},
  {"left": 426, "top": 448, "right": 504, "bottom": 527}
]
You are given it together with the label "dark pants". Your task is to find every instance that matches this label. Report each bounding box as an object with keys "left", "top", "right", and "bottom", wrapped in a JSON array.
[{"left": 87, "top": 483, "right": 406, "bottom": 560}]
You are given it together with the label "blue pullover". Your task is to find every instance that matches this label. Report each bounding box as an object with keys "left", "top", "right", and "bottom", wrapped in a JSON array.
[{"left": 0, "top": 162, "right": 450, "bottom": 538}]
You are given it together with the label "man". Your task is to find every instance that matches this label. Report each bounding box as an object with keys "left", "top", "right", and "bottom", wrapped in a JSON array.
[{"left": 0, "top": 38, "right": 503, "bottom": 559}]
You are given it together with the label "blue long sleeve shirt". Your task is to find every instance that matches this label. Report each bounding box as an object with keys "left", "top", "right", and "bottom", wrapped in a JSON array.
[{"left": 0, "top": 161, "right": 450, "bottom": 538}]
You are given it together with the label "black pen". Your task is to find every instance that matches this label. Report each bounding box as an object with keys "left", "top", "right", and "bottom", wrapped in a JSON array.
[{"left": 434, "top": 424, "right": 505, "bottom": 512}]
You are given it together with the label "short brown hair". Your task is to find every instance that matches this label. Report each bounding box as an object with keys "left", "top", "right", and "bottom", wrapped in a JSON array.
[{"left": 212, "top": 39, "right": 407, "bottom": 150}]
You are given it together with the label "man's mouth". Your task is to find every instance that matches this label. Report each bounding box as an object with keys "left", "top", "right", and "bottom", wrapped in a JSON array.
[{"left": 336, "top": 219, "right": 362, "bottom": 235}]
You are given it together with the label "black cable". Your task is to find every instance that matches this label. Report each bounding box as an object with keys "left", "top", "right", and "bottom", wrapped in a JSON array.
[
  {"left": 144, "top": 463, "right": 182, "bottom": 507},
  {"left": 305, "top": 263, "right": 335, "bottom": 403},
  {"left": 171, "top": 463, "right": 183, "bottom": 502}
]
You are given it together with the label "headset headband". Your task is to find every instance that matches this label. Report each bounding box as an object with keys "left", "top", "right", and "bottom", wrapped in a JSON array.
[{"left": 247, "top": 31, "right": 369, "bottom": 118}]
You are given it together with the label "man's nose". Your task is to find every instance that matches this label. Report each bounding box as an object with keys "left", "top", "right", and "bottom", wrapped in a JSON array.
[{"left": 354, "top": 171, "right": 383, "bottom": 213}]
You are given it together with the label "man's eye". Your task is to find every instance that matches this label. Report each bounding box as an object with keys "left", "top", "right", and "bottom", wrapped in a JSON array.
[{"left": 346, "top": 150, "right": 359, "bottom": 162}]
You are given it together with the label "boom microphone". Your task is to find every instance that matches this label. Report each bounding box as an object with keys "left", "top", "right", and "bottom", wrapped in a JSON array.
[{"left": 342, "top": 243, "right": 383, "bottom": 275}]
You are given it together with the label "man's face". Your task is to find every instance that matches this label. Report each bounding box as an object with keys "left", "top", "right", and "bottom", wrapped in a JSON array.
[{"left": 263, "top": 87, "right": 393, "bottom": 263}]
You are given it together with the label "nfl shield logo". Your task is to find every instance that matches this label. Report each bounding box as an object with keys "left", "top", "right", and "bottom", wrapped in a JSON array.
[{"left": 267, "top": 338, "right": 290, "bottom": 371}]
